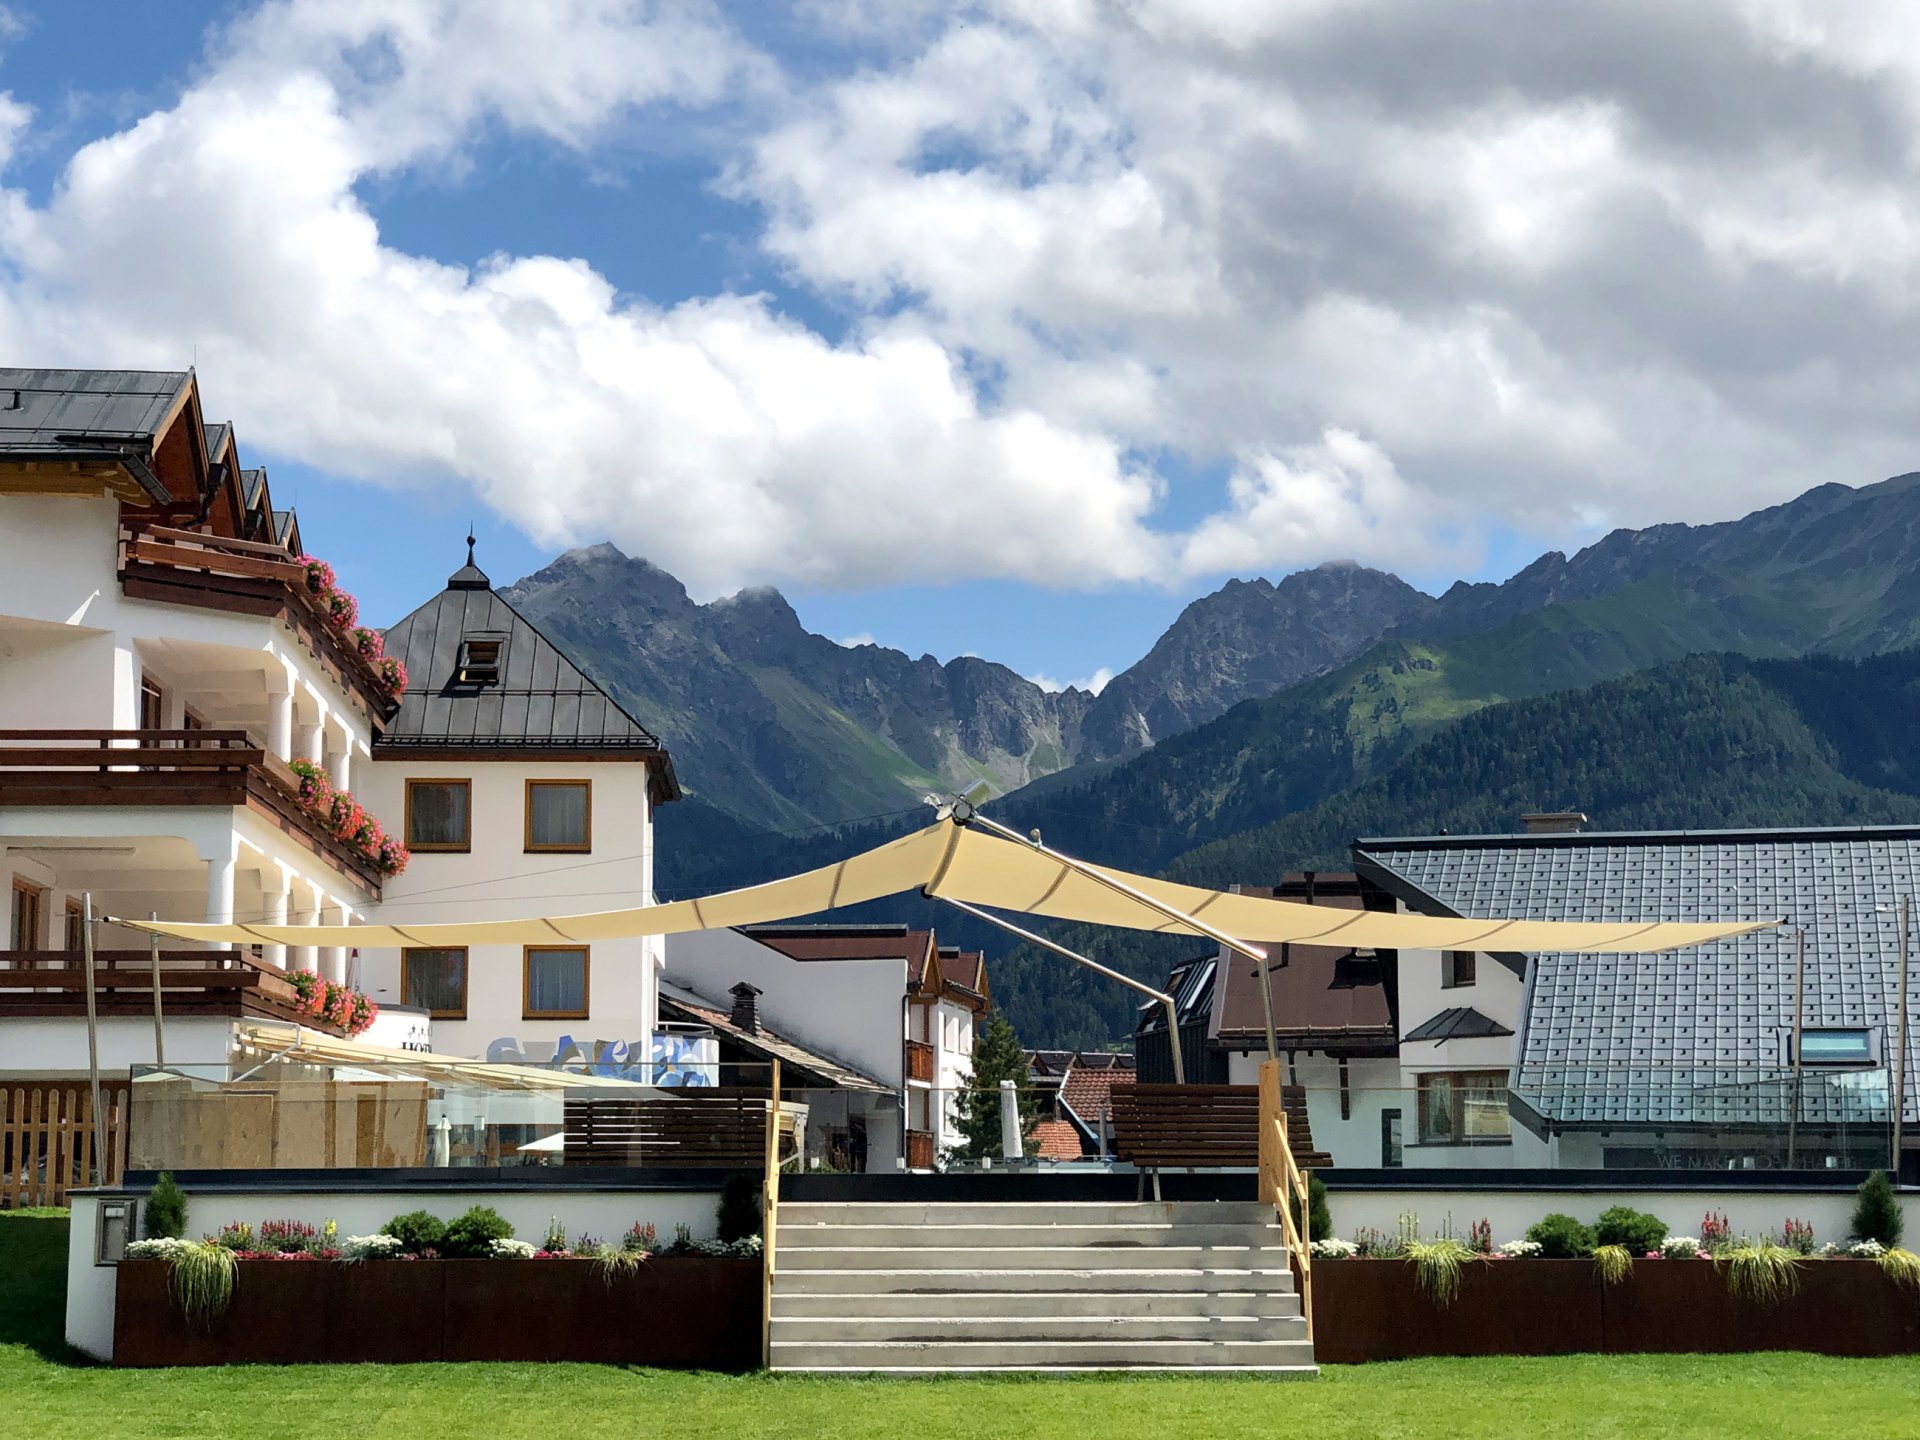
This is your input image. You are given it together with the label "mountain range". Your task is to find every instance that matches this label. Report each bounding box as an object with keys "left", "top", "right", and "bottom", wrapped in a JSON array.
[{"left": 501, "top": 471, "right": 1920, "bottom": 1046}]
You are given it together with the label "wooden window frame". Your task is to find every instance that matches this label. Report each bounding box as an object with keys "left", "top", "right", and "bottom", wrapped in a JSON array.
[
  {"left": 64, "top": 899, "right": 84, "bottom": 953},
  {"left": 401, "top": 946, "right": 470, "bottom": 1020},
  {"left": 1415, "top": 1069, "right": 1512, "bottom": 1147},
  {"left": 11, "top": 878, "right": 46, "bottom": 951},
  {"left": 405, "top": 778, "right": 473, "bottom": 853},
  {"left": 138, "top": 677, "right": 165, "bottom": 731},
  {"left": 524, "top": 779, "right": 592, "bottom": 854},
  {"left": 523, "top": 944, "right": 590, "bottom": 1020}
]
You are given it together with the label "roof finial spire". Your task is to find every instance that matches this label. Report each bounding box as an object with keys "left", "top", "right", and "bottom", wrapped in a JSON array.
[{"left": 466, "top": 527, "right": 476, "bottom": 567}]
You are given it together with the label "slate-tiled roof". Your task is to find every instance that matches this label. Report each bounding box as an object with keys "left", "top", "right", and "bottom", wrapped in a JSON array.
[
  {"left": 1404, "top": 1006, "right": 1514, "bottom": 1043},
  {"left": 376, "top": 543, "right": 678, "bottom": 797},
  {"left": 0, "top": 367, "right": 188, "bottom": 452},
  {"left": 1357, "top": 826, "right": 1914, "bottom": 1132}
]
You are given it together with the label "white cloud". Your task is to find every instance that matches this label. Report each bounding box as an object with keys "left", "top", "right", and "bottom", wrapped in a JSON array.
[
  {"left": 837, "top": 632, "right": 876, "bottom": 647},
  {"left": 1027, "top": 665, "right": 1113, "bottom": 695},
  {"left": 2, "top": 0, "right": 1920, "bottom": 598}
]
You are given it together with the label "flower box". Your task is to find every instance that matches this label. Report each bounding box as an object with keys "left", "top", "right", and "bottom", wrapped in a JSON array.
[
  {"left": 1312, "top": 1257, "right": 1920, "bottom": 1364},
  {"left": 111, "top": 1256, "right": 761, "bottom": 1369}
]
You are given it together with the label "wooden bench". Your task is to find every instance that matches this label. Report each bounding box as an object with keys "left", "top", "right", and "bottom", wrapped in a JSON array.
[{"left": 1110, "top": 1083, "right": 1331, "bottom": 1194}]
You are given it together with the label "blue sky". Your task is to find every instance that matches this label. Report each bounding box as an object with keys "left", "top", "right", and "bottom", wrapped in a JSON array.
[{"left": 0, "top": 2, "right": 1900, "bottom": 689}]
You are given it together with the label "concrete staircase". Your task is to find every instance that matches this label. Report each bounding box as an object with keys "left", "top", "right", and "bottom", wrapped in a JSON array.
[{"left": 768, "top": 1200, "right": 1316, "bottom": 1374}]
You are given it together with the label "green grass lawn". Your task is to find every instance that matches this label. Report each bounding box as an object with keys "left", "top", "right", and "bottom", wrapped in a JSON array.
[{"left": 5, "top": 1211, "right": 1919, "bottom": 1440}]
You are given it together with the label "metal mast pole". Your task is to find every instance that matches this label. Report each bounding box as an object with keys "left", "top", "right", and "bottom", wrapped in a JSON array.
[
  {"left": 953, "top": 804, "right": 1279, "bottom": 1062},
  {"left": 81, "top": 893, "right": 107, "bottom": 1187},
  {"left": 932, "top": 894, "right": 1187, "bottom": 1084},
  {"left": 148, "top": 910, "right": 166, "bottom": 1068},
  {"left": 1788, "top": 927, "right": 1805, "bottom": 1170}
]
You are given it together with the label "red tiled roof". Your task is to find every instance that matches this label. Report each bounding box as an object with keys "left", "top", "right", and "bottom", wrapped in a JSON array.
[
  {"left": 1032, "top": 1119, "right": 1084, "bottom": 1161},
  {"left": 1060, "top": 1056, "right": 1136, "bottom": 1126}
]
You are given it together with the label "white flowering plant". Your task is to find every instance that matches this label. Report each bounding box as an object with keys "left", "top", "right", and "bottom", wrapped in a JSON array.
[
  {"left": 1496, "top": 1240, "right": 1542, "bottom": 1258},
  {"left": 1309, "top": 1237, "right": 1359, "bottom": 1259},
  {"left": 1849, "top": 1239, "right": 1888, "bottom": 1259},
  {"left": 125, "top": 1237, "right": 198, "bottom": 1261},
  {"left": 490, "top": 1239, "right": 536, "bottom": 1259},
  {"left": 1660, "top": 1236, "right": 1702, "bottom": 1259},
  {"left": 341, "top": 1234, "right": 406, "bottom": 1260}
]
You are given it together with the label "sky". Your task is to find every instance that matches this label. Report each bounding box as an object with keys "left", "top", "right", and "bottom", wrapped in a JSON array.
[{"left": 3, "top": 2, "right": 1919, "bottom": 693}]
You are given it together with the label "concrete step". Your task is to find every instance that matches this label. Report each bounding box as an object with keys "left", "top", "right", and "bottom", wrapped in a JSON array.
[
  {"left": 778, "top": 1223, "right": 1284, "bottom": 1250},
  {"left": 770, "top": 1289, "right": 1301, "bottom": 1320},
  {"left": 778, "top": 1202, "right": 1277, "bottom": 1227},
  {"left": 778, "top": 1244, "right": 1289, "bottom": 1272},
  {"left": 769, "top": 1314, "right": 1310, "bottom": 1343},
  {"left": 768, "top": 1338, "right": 1320, "bottom": 1369},
  {"left": 772, "top": 1267, "right": 1294, "bottom": 1294}
]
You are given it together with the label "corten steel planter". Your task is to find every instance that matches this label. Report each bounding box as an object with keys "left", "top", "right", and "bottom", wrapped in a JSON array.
[
  {"left": 1313, "top": 1258, "right": 1920, "bottom": 1364},
  {"left": 113, "top": 1257, "right": 761, "bottom": 1370}
]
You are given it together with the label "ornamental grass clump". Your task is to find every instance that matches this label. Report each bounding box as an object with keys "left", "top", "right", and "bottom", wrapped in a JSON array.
[
  {"left": 1591, "top": 1243, "right": 1633, "bottom": 1286},
  {"left": 1404, "top": 1237, "right": 1474, "bottom": 1308},
  {"left": 1719, "top": 1238, "right": 1802, "bottom": 1306},
  {"left": 1877, "top": 1248, "right": 1920, "bottom": 1290},
  {"left": 167, "top": 1240, "right": 237, "bottom": 1328}
]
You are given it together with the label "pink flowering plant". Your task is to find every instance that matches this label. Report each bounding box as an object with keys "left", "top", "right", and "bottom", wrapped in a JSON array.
[
  {"left": 287, "top": 968, "right": 379, "bottom": 1037},
  {"left": 293, "top": 555, "right": 408, "bottom": 701},
  {"left": 285, "top": 759, "right": 408, "bottom": 877}
]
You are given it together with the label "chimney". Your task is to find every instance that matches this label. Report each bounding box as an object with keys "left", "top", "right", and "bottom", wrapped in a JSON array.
[
  {"left": 1521, "top": 811, "right": 1588, "bottom": 835},
  {"left": 728, "top": 981, "right": 763, "bottom": 1035}
]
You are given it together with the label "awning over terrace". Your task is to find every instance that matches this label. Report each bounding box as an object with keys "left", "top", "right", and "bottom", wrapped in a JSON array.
[
  {"left": 227, "top": 1024, "right": 665, "bottom": 1092},
  {"left": 117, "top": 817, "right": 1776, "bottom": 954}
]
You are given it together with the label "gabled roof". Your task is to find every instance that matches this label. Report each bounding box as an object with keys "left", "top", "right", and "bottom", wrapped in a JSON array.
[
  {"left": 1208, "top": 873, "right": 1397, "bottom": 1052},
  {"left": 0, "top": 367, "right": 191, "bottom": 504},
  {"left": 748, "top": 925, "right": 937, "bottom": 985},
  {"left": 1357, "top": 825, "right": 1915, "bottom": 1133},
  {"left": 375, "top": 541, "right": 678, "bottom": 799},
  {"left": 1404, "top": 1006, "right": 1514, "bottom": 1043},
  {"left": 657, "top": 982, "right": 887, "bottom": 1093},
  {"left": 1059, "top": 1053, "right": 1135, "bottom": 1130}
]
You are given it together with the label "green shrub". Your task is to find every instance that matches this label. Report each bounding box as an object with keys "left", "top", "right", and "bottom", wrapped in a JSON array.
[
  {"left": 440, "top": 1206, "right": 514, "bottom": 1259},
  {"left": 1288, "top": 1174, "right": 1333, "bottom": 1242},
  {"left": 145, "top": 1173, "right": 187, "bottom": 1240},
  {"left": 1594, "top": 1205, "right": 1668, "bottom": 1254},
  {"left": 1525, "top": 1212, "right": 1596, "bottom": 1258},
  {"left": 1852, "top": 1171, "right": 1904, "bottom": 1249},
  {"left": 380, "top": 1210, "right": 448, "bottom": 1256},
  {"left": 717, "top": 1173, "right": 762, "bottom": 1244}
]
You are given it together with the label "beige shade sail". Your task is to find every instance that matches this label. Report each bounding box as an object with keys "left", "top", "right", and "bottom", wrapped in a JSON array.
[{"left": 116, "top": 819, "right": 1775, "bottom": 954}]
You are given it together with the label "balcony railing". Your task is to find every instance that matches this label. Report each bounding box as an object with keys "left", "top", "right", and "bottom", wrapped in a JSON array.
[
  {"left": 118, "top": 523, "right": 395, "bottom": 717},
  {"left": 0, "top": 948, "right": 348, "bottom": 1034},
  {"left": 0, "top": 729, "right": 386, "bottom": 894},
  {"left": 904, "top": 1038, "right": 935, "bottom": 1083},
  {"left": 906, "top": 1127, "right": 935, "bottom": 1171}
]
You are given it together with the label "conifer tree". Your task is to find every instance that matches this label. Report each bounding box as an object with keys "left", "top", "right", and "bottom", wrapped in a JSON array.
[
  {"left": 948, "top": 1010, "right": 1039, "bottom": 1161},
  {"left": 1852, "top": 1169, "right": 1903, "bottom": 1247}
]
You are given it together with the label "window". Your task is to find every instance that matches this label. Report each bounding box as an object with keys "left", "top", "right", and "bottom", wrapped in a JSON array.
[
  {"left": 64, "top": 900, "right": 84, "bottom": 953},
  {"left": 525, "top": 780, "right": 591, "bottom": 853},
  {"left": 10, "top": 880, "right": 44, "bottom": 950},
  {"left": 1381, "top": 1108, "right": 1403, "bottom": 1168},
  {"left": 405, "top": 779, "right": 471, "bottom": 852},
  {"left": 1800, "top": 1028, "right": 1873, "bottom": 1065},
  {"left": 524, "top": 946, "right": 589, "bottom": 1019},
  {"left": 1415, "top": 1070, "right": 1511, "bottom": 1145},
  {"left": 402, "top": 948, "right": 469, "bottom": 1019},
  {"left": 1442, "top": 950, "right": 1477, "bottom": 988},
  {"left": 456, "top": 635, "right": 505, "bottom": 685},
  {"left": 138, "top": 677, "right": 164, "bottom": 731}
]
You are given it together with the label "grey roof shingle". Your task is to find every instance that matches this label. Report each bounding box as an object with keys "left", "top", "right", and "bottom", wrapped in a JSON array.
[
  {"left": 374, "top": 543, "right": 678, "bottom": 797},
  {"left": 0, "top": 368, "right": 189, "bottom": 452},
  {"left": 1404, "top": 1006, "right": 1514, "bottom": 1043},
  {"left": 1358, "top": 826, "right": 1912, "bottom": 1132}
]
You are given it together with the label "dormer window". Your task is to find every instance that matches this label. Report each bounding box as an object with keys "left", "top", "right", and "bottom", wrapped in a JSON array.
[{"left": 457, "top": 635, "right": 505, "bottom": 685}]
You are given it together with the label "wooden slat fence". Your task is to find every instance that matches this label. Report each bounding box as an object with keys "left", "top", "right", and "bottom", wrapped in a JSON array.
[
  {"left": 1109, "top": 1082, "right": 1332, "bottom": 1170},
  {"left": 1, "top": 1085, "right": 127, "bottom": 1208},
  {"left": 564, "top": 1092, "right": 795, "bottom": 1168}
]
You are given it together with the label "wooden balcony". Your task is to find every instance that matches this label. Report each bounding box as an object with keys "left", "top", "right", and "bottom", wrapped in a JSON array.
[
  {"left": 904, "top": 1038, "right": 935, "bottom": 1083},
  {"left": 906, "top": 1127, "right": 936, "bottom": 1171},
  {"left": 118, "top": 523, "right": 395, "bottom": 719},
  {"left": 0, "top": 729, "right": 385, "bottom": 895},
  {"left": 0, "top": 949, "right": 348, "bottom": 1034}
]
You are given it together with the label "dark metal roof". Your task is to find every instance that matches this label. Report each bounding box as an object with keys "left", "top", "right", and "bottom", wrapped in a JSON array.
[
  {"left": 657, "top": 982, "right": 888, "bottom": 1093},
  {"left": 1135, "top": 953, "right": 1217, "bottom": 1035},
  {"left": 1210, "top": 874, "right": 1398, "bottom": 1050},
  {"left": 0, "top": 367, "right": 189, "bottom": 453},
  {"left": 1404, "top": 1006, "right": 1514, "bottom": 1043},
  {"left": 375, "top": 543, "right": 678, "bottom": 795},
  {"left": 240, "top": 467, "right": 266, "bottom": 508},
  {"left": 1357, "top": 826, "right": 1913, "bottom": 1132}
]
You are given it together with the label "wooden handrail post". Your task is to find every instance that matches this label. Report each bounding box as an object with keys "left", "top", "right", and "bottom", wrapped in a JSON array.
[
  {"left": 762, "top": 1057, "right": 781, "bottom": 1370},
  {"left": 1259, "top": 1058, "right": 1314, "bottom": 1342}
]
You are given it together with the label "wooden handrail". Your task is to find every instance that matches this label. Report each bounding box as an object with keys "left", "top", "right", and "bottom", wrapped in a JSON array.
[
  {"left": 0, "top": 745, "right": 264, "bottom": 770},
  {"left": 762, "top": 1057, "right": 782, "bottom": 1370},
  {"left": 0, "top": 728, "right": 251, "bottom": 745},
  {"left": 1258, "top": 1059, "right": 1313, "bottom": 1342},
  {"left": 125, "top": 537, "right": 306, "bottom": 585},
  {"left": 133, "top": 524, "right": 303, "bottom": 561}
]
